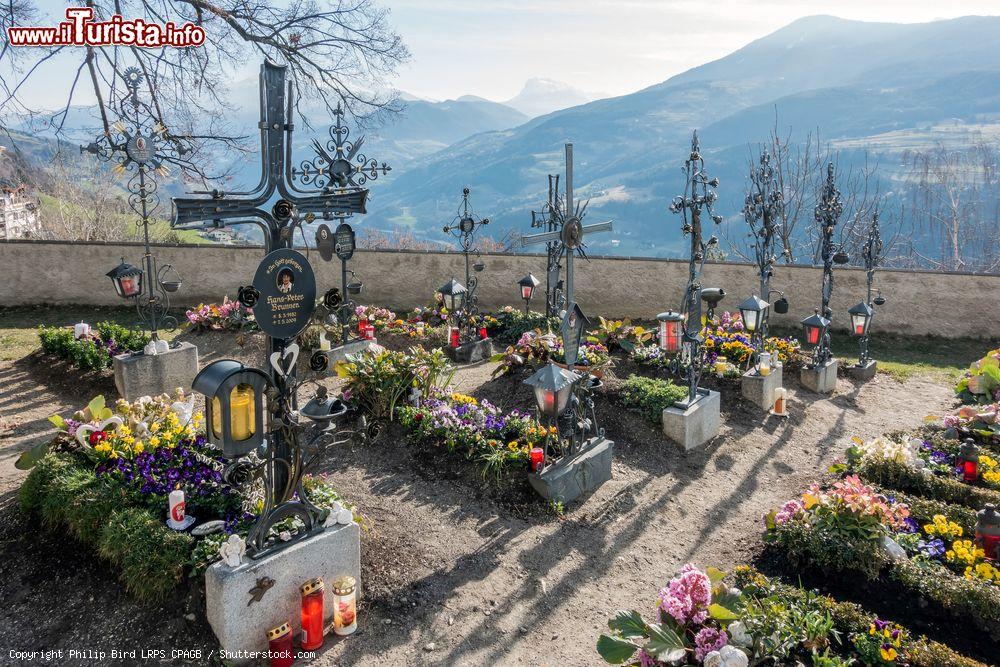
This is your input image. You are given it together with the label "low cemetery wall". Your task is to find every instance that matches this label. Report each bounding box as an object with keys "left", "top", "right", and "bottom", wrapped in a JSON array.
[{"left": 1, "top": 239, "right": 996, "bottom": 338}]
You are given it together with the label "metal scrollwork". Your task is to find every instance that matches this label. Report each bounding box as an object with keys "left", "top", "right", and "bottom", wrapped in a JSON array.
[
  {"left": 443, "top": 187, "right": 490, "bottom": 341},
  {"left": 292, "top": 104, "right": 391, "bottom": 191},
  {"left": 669, "top": 131, "right": 724, "bottom": 406},
  {"left": 813, "top": 163, "right": 844, "bottom": 366},
  {"left": 858, "top": 212, "right": 884, "bottom": 366},
  {"left": 743, "top": 149, "right": 786, "bottom": 346}
]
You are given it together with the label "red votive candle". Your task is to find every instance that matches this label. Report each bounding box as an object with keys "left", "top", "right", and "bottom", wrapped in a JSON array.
[
  {"left": 479, "top": 326, "right": 488, "bottom": 340},
  {"left": 300, "top": 578, "right": 326, "bottom": 651},
  {"left": 963, "top": 459, "right": 979, "bottom": 483},
  {"left": 364, "top": 323, "right": 375, "bottom": 340},
  {"left": 449, "top": 327, "right": 460, "bottom": 348},
  {"left": 267, "top": 622, "right": 295, "bottom": 667},
  {"left": 855, "top": 324, "right": 864, "bottom": 335},
  {"left": 530, "top": 447, "right": 544, "bottom": 471}
]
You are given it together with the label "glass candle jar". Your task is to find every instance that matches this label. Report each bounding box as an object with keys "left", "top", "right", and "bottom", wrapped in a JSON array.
[
  {"left": 529, "top": 447, "right": 544, "bottom": 472},
  {"left": 479, "top": 326, "right": 488, "bottom": 340},
  {"left": 300, "top": 578, "right": 325, "bottom": 651},
  {"left": 771, "top": 387, "right": 788, "bottom": 416},
  {"left": 758, "top": 352, "right": 772, "bottom": 377},
  {"left": 332, "top": 576, "right": 358, "bottom": 636},
  {"left": 449, "top": 327, "right": 460, "bottom": 348},
  {"left": 267, "top": 622, "right": 294, "bottom": 667},
  {"left": 714, "top": 356, "right": 728, "bottom": 377},
  {"left": 975, "top": 504, "right": 1000, "bottom": 561}
]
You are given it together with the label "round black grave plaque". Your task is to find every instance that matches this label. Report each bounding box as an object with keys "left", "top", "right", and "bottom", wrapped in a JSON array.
[{"left": 251, "top": 248, "right": 317, "bottom": 340}]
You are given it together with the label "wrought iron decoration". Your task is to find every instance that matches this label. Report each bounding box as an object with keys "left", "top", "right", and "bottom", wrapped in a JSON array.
[
  {"left": 857, "top": 212, "right": 885, "bottom": 366},
  {"left": 669, "top": 131, "right": 724, "bottom": 406},
  {"left": 83, "top": 67, "right": 192, "bottom": 338},
  {"left": 443, "top": 187, "right": 489, "bottom": 341},
  {"left": 172, "top": 60, "right": 365, "bottom": 558},
  {"left": 812, "top": 162, "right": 845, "bottom": 367},
  {"left": 529, "top": 172, "right": 566, "bottom": 317},
  {"left": 742, "top": 149, "right": 787, "bottom": 346}
]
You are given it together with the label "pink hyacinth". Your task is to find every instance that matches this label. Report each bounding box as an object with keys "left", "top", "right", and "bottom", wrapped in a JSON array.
[
  {"left": 657, "top": 563, "right": 712, "bottom": 626},
  {"left": 774, "top": 499, "right": 803, "bottom": 525},
  {"left": 694, "top": 627, "right": 728, "bottom": 662},
  {"left": 637, "top": 649, "right": 660, "bottom": 667}
]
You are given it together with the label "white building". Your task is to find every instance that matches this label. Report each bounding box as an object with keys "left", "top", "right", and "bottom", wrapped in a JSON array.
[{"left": 0, "top": 181, "right": 40, "bottom": 239}]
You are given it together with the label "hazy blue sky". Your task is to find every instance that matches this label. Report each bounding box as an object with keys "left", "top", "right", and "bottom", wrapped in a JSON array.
[{"left": 7, "top": 1, "right": 999, "bottom": 110}]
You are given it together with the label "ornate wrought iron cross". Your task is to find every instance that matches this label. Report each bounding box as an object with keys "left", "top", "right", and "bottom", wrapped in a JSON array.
[
  {"left": 443, "top": 187, "right": 489, "bottom": 340},
  {"left": 742, "top": 150, "right": 785, "bottom": 345},
  {"left": 82, "top": 67, "right": 193, "bottom": 338},
  {"left": 529, "top": 171, "right": 566, "bottom": 316},
  {"left": 669, "top": 131, "right": 724, "bottom": 406},
  {"left": 858, "top": 212, "right": 884, "bottom": 366},
  {"left": 171, "top": 60, "right": 366, "bottom": 558},
  {"left": 521, "top": 143, "right": 613, "bottom": 358},
  {"left": 813, "top": 162, "right": 844, "bottom": 366}
]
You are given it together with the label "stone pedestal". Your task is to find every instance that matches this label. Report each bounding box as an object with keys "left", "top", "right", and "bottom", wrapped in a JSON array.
[
  {"left": 113, "top": 342, "right": 199, "bottom": 401},
  {"left": 662, "top": 389, "right": 720, "bottom": 451},
  {"left": 206, "top": 523, "right": 361, "bottom": 663},
  {"left": 445, "top": 338, "right": 494, "bottom": 364},
  {"left": 528, "top": 437, "right": 613, "bottom": 504},
  {"left": 323, "top": 338, "right": 377, "bottom": 365},
  {"left": 800, "top": 359, "right": 838, "bottom": 394},
  {"left": 848, "top": 360, "right": 877, "bottom": 381},
  {"left": 741, "top": 365, "right": 783, "bottom": 411}
]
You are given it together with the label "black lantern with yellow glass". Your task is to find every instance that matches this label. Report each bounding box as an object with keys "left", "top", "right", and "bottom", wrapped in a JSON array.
[{"left": 194, "top": 360, "right": 271, "bottom": 457}]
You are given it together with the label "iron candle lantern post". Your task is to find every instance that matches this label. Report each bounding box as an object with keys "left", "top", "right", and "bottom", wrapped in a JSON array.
[
  {"left": 801, "top": 309, "right": 830, "bottom": 348},
  {"left": 443, "top": 187, "right": 491, "bottom": 343},
  {"left": 854, "top": 211, "right": 885, "bottom": 369},
  {"left": 848, "top": 301, "right": 874, "bottom": 337},
  {"left": 742, "top": 149, "right": 787, "bottom": 346},
  {"left": 657, "top": 311, "right": 684, "bottom": 353},
  {"left": 193, "top": 360, "right": 271, "bottom": 458},
  {"left": 518, "top": 273, "right": 540, "bottom": 314},
  {"left": 809, "top": 162, "right": 845, "bottom": 367},
  {"left": 738, "top": 294, "right": 770, "bottom": 334},
  {"left": 438, "top": 277, "right": 467, "bottom": 347},
  {"left": 106, "top": 258, "right": 144, "bottom": 299},
  {"left": 523, "top": 363, "right": 580, "bottom": 469},
  {"left": 975, "top": 504, "right": 1000, "bottom": 561}
]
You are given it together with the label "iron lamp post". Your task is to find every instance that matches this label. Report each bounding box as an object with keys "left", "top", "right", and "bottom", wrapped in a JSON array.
[
  {"left": 107, "top": 258, "right": 144, "bottom": 299},
  {"left": 738, "top": 294, "right": 770, "bottom": 334},
  {"left": 801, "top": 309, "right": 830, "bottom": 348},
  {"left": 848, "top": 301, "right": 874, "bottom": 337},
  {"left": 518, "top": 273, "right": 540, "bottom": 314}
]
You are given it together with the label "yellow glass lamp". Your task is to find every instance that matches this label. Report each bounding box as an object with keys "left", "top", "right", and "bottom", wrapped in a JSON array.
[{"left": 193, "top": 360, "right": 271, "bottom": 457}]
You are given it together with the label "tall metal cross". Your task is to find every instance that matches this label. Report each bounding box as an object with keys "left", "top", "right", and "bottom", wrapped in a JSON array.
[
  {"left": 669, "top": 131, "right": 724, "bottom": 406},
  {"left": 521, "top": 143, "right": 612, "bottom": 365},
  {"left": 742, "top": 149, "right": 785, "bottom": 344},
  {"left": 443, "top": 187, "right": 489, "bottom": 338},
  {"left": 814, "top": 162, "right": 844, "bottom": 366},
  {"left": 171, "top": 60, "right": 367, "bottom": 550},
  {"left": 529, "top": 172, "right": 565, "bottom": 316},
  {"left": 857, "top": 211, "right": 884, "bottom": 366}
]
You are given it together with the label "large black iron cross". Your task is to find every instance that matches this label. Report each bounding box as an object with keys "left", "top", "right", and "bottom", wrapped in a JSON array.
[
  {"left": 171, "top": 60, "right": 367, "bottom": 518},
  {"left": 529, "top": 172, "right": 565, "bottom": 317},
  {"left": 814, "top": 162, "right": 844, "bottom": 366},
  {"left": 521, "top": 143, "right": 612, "bottom": 365}
]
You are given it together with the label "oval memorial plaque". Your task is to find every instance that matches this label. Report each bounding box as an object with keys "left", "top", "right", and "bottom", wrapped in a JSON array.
[{"left": 251, "top": 248, "right": 317, "bottom": 340}]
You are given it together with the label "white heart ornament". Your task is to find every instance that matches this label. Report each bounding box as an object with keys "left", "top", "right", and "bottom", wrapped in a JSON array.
[
  {"left": 268, "top": 343, "right": 299, "bottom": 378},
  {"left": 75, "top": 415, "right": 125, "bottom": 447}
]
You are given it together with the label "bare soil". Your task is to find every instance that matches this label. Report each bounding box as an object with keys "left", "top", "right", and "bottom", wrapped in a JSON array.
[{"left": 0, "top": 345, "right": 961, "bottom": 666}]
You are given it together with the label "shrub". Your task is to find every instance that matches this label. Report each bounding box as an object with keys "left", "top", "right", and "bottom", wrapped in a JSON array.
[
  {"left": 99, "top": 507, "right": 193, "bottom": 600},
  {"left": 888, "top": 559, "right": 1000, "bottom": 636},
  {"left": 620, "top": 375, "right": 688, "bottom": 424},
  {"left": 336, "top": 346, "right": 453, "bottom": 423},
  {"left": 489, "top": 306, "right": 558, "bottom": 345},
  {"left": 883, "top": 489, "right": 978, "bottom": 535},
  {"left": 857, "top": 459, "right": 1000, "bottom": 509},
  {"left": 768, "top": 519, "right": 888, "bottom": 580},
  {"left": 38, "top": 321, "right": 149, "bottom": 371}
]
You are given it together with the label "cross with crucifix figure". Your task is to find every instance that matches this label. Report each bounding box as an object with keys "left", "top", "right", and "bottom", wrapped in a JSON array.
[
  {"left": 171, "top": 60, "right": 366, "bottom": 558},
  {"left": 520, "top": 143, "right": 612, "bottom": 367}
]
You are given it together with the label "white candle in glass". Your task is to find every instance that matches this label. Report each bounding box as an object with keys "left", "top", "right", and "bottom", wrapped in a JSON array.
[{"left": 168, "top": 488, "right": 185, "bottom": 526}]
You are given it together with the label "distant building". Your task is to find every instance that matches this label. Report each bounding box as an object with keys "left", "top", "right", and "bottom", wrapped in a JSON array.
[
  {"left": 0, "top": 180, "right": 40, "bottom": 239},
  {"left": 201, "top": 228, "right": 250, "bottom": 245}
]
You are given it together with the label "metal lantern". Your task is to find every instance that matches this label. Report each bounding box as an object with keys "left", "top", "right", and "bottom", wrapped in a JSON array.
[
  {"left": 657, "top": 311, "right": 684, "bottom": 353},
  {"left": 975, "top": 504, "right": 1000, "bottom": 561},
  {"left": 701, "top": 287, "right": 726, "bottom": 323},
  {"left": 738, "top": 295, "right": 770, "bottom": 334},
  {"left": 193, "top": 360, "right": 271, "bottom": 457},
  {"left": 801, "top": 309, "right": 829, "bottom": 347},
  {"left": 518, "top": 273, "right": 540, "bottom": 307},
  {"left": 560, "top": 302, "right": 590, "bottom": 368},
  {"left": 524, "top": 363, "right": 580, "bottom": 419},
  {"left": 957, "top": 439, "right": 980, "bottom": 483},
  {"left": 438, "top": 277, "right": 467, "bottom": 312},
  {"left": 848, "top": 301, "right": 874, "bottom": 337},
  {"left": 106, "top": 258, "right": 143, "bottom": 299}
]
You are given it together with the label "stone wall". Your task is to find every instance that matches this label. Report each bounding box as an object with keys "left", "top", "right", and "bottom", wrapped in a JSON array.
[{"left": 1, "top": 240, "right": 997, "bottom": 338}]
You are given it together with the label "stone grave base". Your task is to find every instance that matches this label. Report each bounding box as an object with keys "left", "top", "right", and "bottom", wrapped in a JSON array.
[
  {"left": 528, "top": 437, "right": 613, "bottom": 504},
  {"left": 324, "top": 338, "right": 377, "bottom": 366},
  {"left": 113, "top": 342, "right": 199, "bottom": 401},
  {"left": 848, "top": 360, "right": 877, "bottom": 381},
  {"left": 800, "top": 359, "right": 838, "bottom": 394},
  {"left": 206, "top": 522, "right": 361, "bottom": 663},
  {"left": 741, "top": 365, "right": 783, "bottom": 411},
  {"left": 662, "top": 389, "right": 720, "bottom": 451},
  {"left": 445, "top": 338, "right": 494, "bottom": 364}
]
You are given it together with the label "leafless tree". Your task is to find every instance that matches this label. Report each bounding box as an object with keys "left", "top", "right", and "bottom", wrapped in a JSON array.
[
  {"left": 358, "top": 225, "right": 519, "bottom": 253},
  {"left": 1, "top": 0, "right": 408, "bottom": 183}
]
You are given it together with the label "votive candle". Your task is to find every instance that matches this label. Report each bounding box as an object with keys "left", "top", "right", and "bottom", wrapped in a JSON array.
[
  {"left": 267, "top": 622, "right": 294, "bottom": 667},
  {"left": 300, "top": 578, "right": 325, "bottom": 651}
]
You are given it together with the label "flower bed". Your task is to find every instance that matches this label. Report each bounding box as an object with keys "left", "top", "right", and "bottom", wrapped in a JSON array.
[
  {"left": 38, "top": 321, "right": 149, "bottom": 371},
  {"left": 955, "top": 347, "right": 1000, "bottom": 404},
  {"left": 184, "top": 297, "right": 255, "bottom": 333},
  {"left": 18, "top": 393, "right": 354, "bottom": 601},
  {"left": 335, "top": 346, "right": 453, "bottom": 424},
  {"left": 619, "top": 375, "right": 689, "bottom": 425},
  {"left": 491, "top": 329, "right": 610, "bottom": 377},
  {"left": 596, "top": 563, "right": 986, "bottom": 666}
]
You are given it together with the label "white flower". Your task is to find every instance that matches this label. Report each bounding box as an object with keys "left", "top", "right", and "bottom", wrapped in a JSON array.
[
  {"left": 705, "top": 645, "right": 748, "bottom": 667},
  {"left": 727, "top": 621, "right": 752, "bottom": 648},
  {"left": 170, "top": 395, "right": 196, "bottom": 425},
  {"left": 219, "top": 534, "right": 246, "bottom": 567},
  {"left": 279, "top": 531, "right": 292, "bottom": 542}
]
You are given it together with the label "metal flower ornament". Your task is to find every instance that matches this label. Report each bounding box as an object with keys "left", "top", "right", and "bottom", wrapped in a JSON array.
[
  {"left": 668, "top": 131, "right": 725, "bottom": 407},
  {"left": 82, "top": 67, "right": 193, "bottom": 339},
  {"left": 292, "top": 104, "right": 391, "bottom": 190},
  {"left": 804, "top": 163, "right": 846, "bottom": 367}
]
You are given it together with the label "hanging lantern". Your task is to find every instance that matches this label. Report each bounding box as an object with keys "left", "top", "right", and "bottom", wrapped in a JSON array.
[
  {"left": 300, "top": 578, "right": 325, "bottom": 651},
  {"left": 106, "top": 258, "right": 143, "bottom": 299},
  {"left": 438, "top": 277, "right": 467, "bottom": 312},
  {"left": 332, "top": 576, "right": 358, "bottom": 636},
  {"left": 848, "top": 301, "right": 874, "bottom": 337},
  {"left": 518, "top": 273, "right": 540, "bottom": 302},
  {"left": 524, "top": 363, "right": 579, "bottom": 419},
  {"left": 737, "top": 295, "right": 769, "bottom": 333},
  {"left": 801, "top": 309, "right": 829, "bottom": 346},
  {"left": 957, "top": 439, "right": 980, "bottom": 483},
  {"left": 773, "top": 295, "right": 790, "bottom": 314},
  {"left": 657, "top": 311, "right": 684, "bottom": 353},
  {"left": 975, "top": 504, "right": 1000, "bottom": 561},
  {"left": 192, "top": 360, "right": 270, "bottom": 457}
]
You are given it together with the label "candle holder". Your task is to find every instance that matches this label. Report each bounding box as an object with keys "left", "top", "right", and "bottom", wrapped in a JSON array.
[
  {"left": 975, "top": 504, "right": 1000, "bottom": 561},
  {"left": 300, "top": 577, "right": 326, "bottom": 651},
  {"left": 267, "top": 622, "right": 295, "bottom": 667},
  {"left": 332, "top": 576, "right": 358, "bottom": 636}
]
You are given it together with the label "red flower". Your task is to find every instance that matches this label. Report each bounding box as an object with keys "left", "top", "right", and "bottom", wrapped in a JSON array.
[
  {"left": 414, "top": 413, "right": 424, "bottom": 422},
  {"left": 89, "top": 431, "right": 108, "bottom": 446}
]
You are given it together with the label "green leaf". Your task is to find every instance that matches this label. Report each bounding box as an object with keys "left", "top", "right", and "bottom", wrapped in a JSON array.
[
  {"left": 48, "top": 414, "right": 67, "bottom": 430},
  {"left": 708, "top": 603, "right": 739, "bottom": 621},
  {"left": 764, "top": 509, "right": 777, "bottom": 531},
  {"left": 645, "top": 623, "right": 687, "bottom": 662},
  {"left": 596, "top": 634, "right": 637, "bottom": 664},
  {"left": 706, "top": 566, "right": 726, "bottom": 584},
  {"left": 14, "top": 439, "right": 52, "bottom": 470},
  {"left": 607, "top": 609, "right": 647, "bottom": 638}
]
